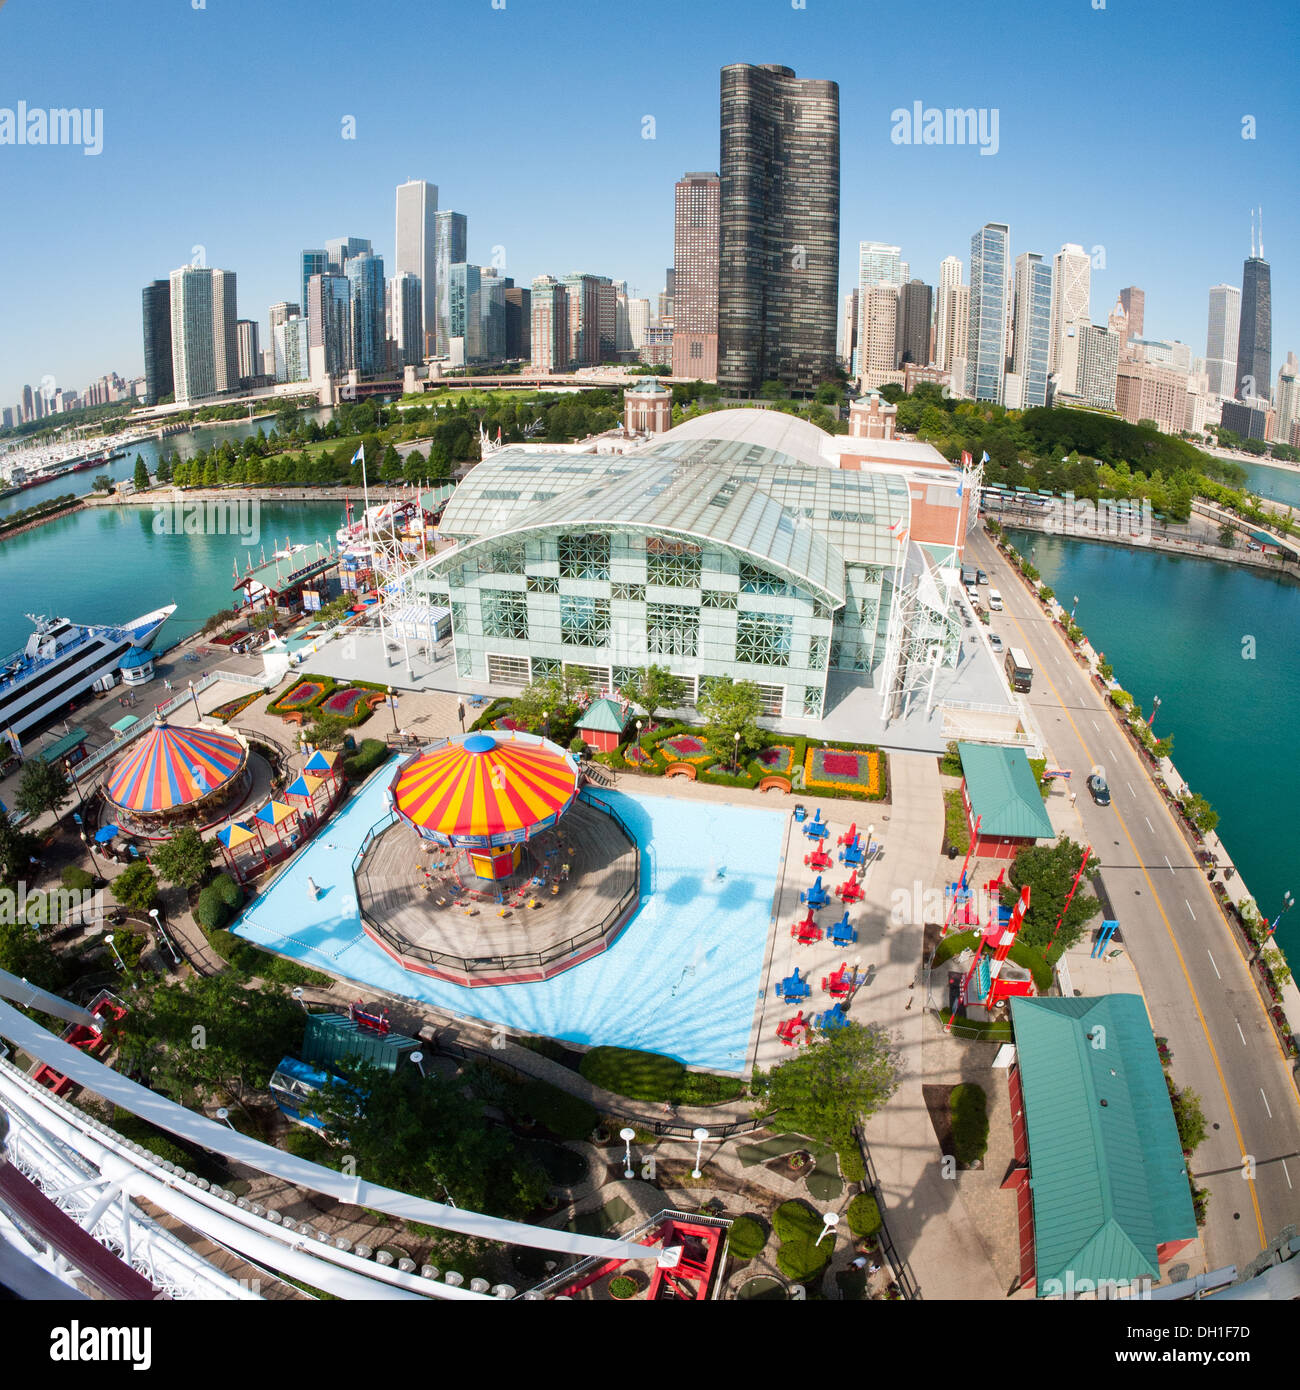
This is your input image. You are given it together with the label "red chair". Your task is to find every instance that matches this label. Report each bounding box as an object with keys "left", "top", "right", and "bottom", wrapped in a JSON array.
[
  {"left": 836, "top": 878, "right": 865, "bottom": 904},
  {"left": 837, "top": 822, "right": 858, "bottom": 847},
  {"left": 805, "top": 847, "right": 833, "bottom": 870},
  {"left": 776, "top": 1012, "right": 807, "bottom": 1046}
]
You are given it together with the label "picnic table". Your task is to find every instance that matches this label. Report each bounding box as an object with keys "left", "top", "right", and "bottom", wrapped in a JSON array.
[
  {"left": 776, "top": 1012, "right": 808, "bottom": 1047},
  {"left": 790, "top": 911, "right": 822, "bottom": 946},
  {"left": 800, "top": 875, "right": 831, "bottom": 910},
  {"left": 814, "top": 1003, "right": 850, "bottom": 1033},
  {"left": 776, "top": 968, "right": 810, "bottom": 1001},
  {"left": 836, "top": 877, "right": 865, "bottom": 904},
  {"left": 804, "top": 847, "right": 833, "bottom": 870},
  {"left": 829, "top": 911, "right": 857, "bottom": 947}
]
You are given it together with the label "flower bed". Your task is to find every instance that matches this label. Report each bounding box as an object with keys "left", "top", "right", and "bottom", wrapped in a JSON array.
[
  {"left": 492, "top": 716, "right": 529, "bottom": 732},
  {"left": 804, "top": 746, "right": 884, "bottom": 797},
  {"left": 757, "top": 744, "right": 796, "bottom": 775},
  {"left": 320, "top": 686, "right": 383, "bottom": 721},
  {"left": 268, "top": 678, "right": 330, "bottom": 714},
  {"left": 208, "top": 692, "right": 260, "bottom": 723},
  {"left": 623, "top": 744, "right": 653, "bottom": 768},
  {"left": 660, "top": 733, "right": 712, "bottom": 764}
]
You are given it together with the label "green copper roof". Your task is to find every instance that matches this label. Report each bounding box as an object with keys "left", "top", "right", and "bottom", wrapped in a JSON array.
[
  {"left": 577, "top": 697, "right": 629, "bottom": 733},
  {"left": 1009, "top": 995, "right": 1198, "bottom": 1295},
  {"left": 957, "top": 742, "right": 1054, "bottom": 840}
]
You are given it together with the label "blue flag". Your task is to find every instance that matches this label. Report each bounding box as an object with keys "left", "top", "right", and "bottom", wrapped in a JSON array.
[
  {"left": 351, "top": 446, "right": 364, "bottom": 466},
  {"left": 980, "top": 451, "right": 989, "bottom": 464},
  {"left": 956, "top": 475, "right": 963, "bottom": 497}
]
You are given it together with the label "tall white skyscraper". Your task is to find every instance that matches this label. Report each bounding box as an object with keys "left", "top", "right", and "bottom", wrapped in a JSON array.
[
  {"left": 934, "top": 257, "right": 962, "bottom": 371},
  {"left": 858, "top": 284, "right": 900, "bottom": 386},
  {"left": 942, "top": 284, "right": 970, "bottom": 389},
  {"left": 395, "top": 179, "right": 438, "bottom": 357},
  {"left": 433, "top": 210, "right": 468, "bottom": 357},
  {"left": 169, "top": 265, "right": 237, "bottom": 403},
  {"left": 1205, "top": 284, "right": 1241, "bottom": 398},
  {"left": 391, "top": 271, "right": 423, "bottom": 368},
  {"left": 1048, "top": 244, "right": 1091, "bottom": 393},
  {"left": 1275, "top": 352, "right": 1300, "bottom": 442},
  {"left": 857, "top": 242, "right": 904, "bottom": 370},
  {"left": 627, "top": 298, "right": 651, "bottom": 349}
]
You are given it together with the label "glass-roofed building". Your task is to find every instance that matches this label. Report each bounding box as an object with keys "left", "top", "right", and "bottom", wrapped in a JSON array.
[{"left": 408, "top": 409, "right": 962, "bottom": 724}]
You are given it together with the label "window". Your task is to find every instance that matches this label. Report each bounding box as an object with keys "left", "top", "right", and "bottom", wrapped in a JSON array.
[
  {"left": 809, "top": 635, "right": 829, "bottom": 669},
  {"left": 736, "top": 613, "right": 793, "bottom": 667},
  {"left": 558, "top": 532, "right": 610, "bottom": 580},
  {"left": 646, "top": 603, "right": 698, "bottom": 658},
  {"left": 754, "top": 683, "right": 784, "bottom": 716},
  {"left": 527, "top": 574, "right": 559, "bottom": 594},
  {"left": 612, "top": 665, "right": 641, "bottom": 691},
  {"left": 802, "top": 686, "right": 824, "bottom": 719},
  {"left": 450, "top": 601, "right": 467, "bottom": 634},
  {"left": 560, "top": 595, "right": 610, "bottom": 647},
  {"left": 531, "top": 656, "right": 561, "bottom": 680},
  {"left": 739, "top": 559, "right": 789, "bottom": 596},
  {"left": 456, "top": 647, "right": 473, "bottom": 678},
  {"left": 564, "top": 662, "right": 611, "bottom": 692},
  {"left": 829, "top": 510, "right": 873, "bottom": 524},
  {"left": 480, "top": 590, "right": 529, "bottom": 641},
  {"left": 701, "top": 588, "right": 737, "bottom": 609},
  {"left": 485, "top": 539, "right": 526, "bottom": 574},
  {"left": 612, "top": 582, "right": 645, "bottom": 601},
  {"left": 486, "top": 654, "right": 530, "bottom": 686},
  {"left": 647, "top": 548, "right": 702, "bottom": 587}
]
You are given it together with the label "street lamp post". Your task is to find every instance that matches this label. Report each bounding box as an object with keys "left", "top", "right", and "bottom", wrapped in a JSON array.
[
  {"left": 1269, "top": 890, "right": 1294, "bottom": 938},
  {"left": 691, "top": 1127, "right": 709, "bottom": 1180},
  {"left": 80, "top": 830, "right": 102, "bottom": 880},
  {"left": 389, "top": 686, "right": 398, "bottom": 735},
  {"left": 542, "top": 708, "right": 550, "bottom": 742},
  {"left": 410, "top": 1050, "right": 426, "bottom": 1078},
  {"left": 291, "top": 986, "right": 308, "bottom": 1013},
  {"left": 1070, "top": 595, "right": 1079, "bottom": 624},
  {"left": 815, "top": 1211, "right": 840, "bottom": 1247},
  {"left": 215, "top": 1107, "right": 235, "bottom": 1131},
  {"left": 149, "top": 907, "right": 180, "bottom": 967},
  {"left": 733, "top": 730, "right": 740, "bottom": 776},
  {"left": 619, "top": 1126, "right": 636, "bottom": 1179}
]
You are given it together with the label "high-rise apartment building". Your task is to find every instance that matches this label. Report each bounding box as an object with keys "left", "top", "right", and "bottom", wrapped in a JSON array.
[
  {"left": 433, "top": 211, "right": 468, "bottom": 357},
  {"left": 562, "top": 273, "right": 602, "bottom": 367},
  {"left": 841, "top": 290, "right": 858, "bottom": 371},
  {"left": 326, "top": 237, "right": 371, "bottom": 272},
  {"left": 480, "top": 268, "right": 507, "bottom": 362},
  {"left": 1205, "top": 284, "right": 1241, "bottom": 398},
  {"left": 306, "top": 274, "right": 351, "bottom": 381},
  {"left": 236, "top": 319, "right": 260, "bottom": 384},
  {"left": 1236, "top": 250, "right": 1272, "bottom": 400},
  {"left": 530, "top": 276, "right": 571, "bottom": 373},
  {"left": 1011, "top": 252, "right": 1052, "bottom": 408},
  {"left": 446, "top": 263, "right": 483, "bottom": 362},
  {"left": 897, "top": 279, "right": 933, "bottom": 368},
  {"left": 1274, "top": 352, "right": 1300, "bottom": 443},
  {"left": 855, "top": 242, "right": 903, "bottom": 378},
  {"left": 504, "top": 285, "right": 531, "bottom": 360},
  {"left": 273, "top": 316, "right": 310, "bottom": 384},
  {"left": 858, "top": 284, "right": 900, "bottom": 388},
  {"left": 627, "top": 297, "right": 651, "bottom": 350},
  {"left": 169, "top": 266, "right": 237, "bottom": 403},
  {"left": 300, "top": 251, "right": 328, "bottom": 323},
  {"left": 658, "top": 269, "right": 675, "bottom": 327},
  {"left": 672, "top": 172, "right": 721, "bottom": 380},
  {"left": 1048, "top": 243, "right": 1091, "bottom": 393},
  {"left": 718, "top": 63, "right": 839, "bottom": 395},
  {"left": 19, "top": 385, "right": 33, "bottom": 423},
  {"left": 965, "top": 223, "right": 1010, "bottom": 402},
  {"left": 1119, "top": 286, "right": 1144, "bottom": 344},
  {"left": 395, "top": 179, "right": 438, "bottom": 357},
  {"left": 391, "top": 271, "right": 423, "bottom": 367},
  {"left": 941, "top": 284, "right": 970, "bottom": 391},
  {"left": 1075, "top": 323, "right": 1120, "bottom": 409},
  {"left": 141, "top": 279, "right": 174, "bottom": 405},
  {"left": 934, "top": 257, "right": 962, "bottom": 374},
  {"left": 345, "top": 253, "right": 386, "bottom": 376}
]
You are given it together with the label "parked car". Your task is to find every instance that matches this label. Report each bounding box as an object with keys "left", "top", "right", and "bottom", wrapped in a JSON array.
[
  {"left": 988, "top": 633, "right": 1004, "bottom": 653},
  {"left": 976, "top": 570, "right": 988, "bottom": 585},
  {"left": 1087, "top": 773, "right": 1112, "bottom": 806}
]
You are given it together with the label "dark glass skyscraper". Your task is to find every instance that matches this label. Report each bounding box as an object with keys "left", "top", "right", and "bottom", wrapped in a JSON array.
[
  {"left": 346, "top": 253, "right": 386, "bottom": 377},
  {"left": 141, "top": 279, "right": 173, "bottom": 405},
  {"left": 717, "top": 63, "right": 840, "bottom": 397},
  {"left": 1235, "top": 256, "right": 1271, "bottom": 399},
  {"left": 897, "top": 279, "right": 933, "bottom": 368}
]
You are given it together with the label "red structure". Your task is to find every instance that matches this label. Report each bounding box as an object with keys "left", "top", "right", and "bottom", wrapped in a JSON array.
[
  {"left": 776, "top": 1011, "right": 807, "bottom": 1046},
  {"left": 790, "top": 910, "right": 822, "bottom": 945},
  {"left": 350, "top": 1001, "right": 391, "bottom": 1035},
  {"left": 30, "top": 994, "right": 127, "bottom": 1097},
  {"left": 947, "top": 885, "right": 1034, "bottom": 1032},
  {"left": 835, "top": 876, "right": 864, "bottom": 903}
]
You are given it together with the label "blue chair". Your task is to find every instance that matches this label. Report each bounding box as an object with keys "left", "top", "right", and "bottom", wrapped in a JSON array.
[
  {"left": 816, "top": 1003, "right": 849, "bottom": 1033},
  {"left": 779, "top": 969, "right": 810, "bottom": 1001},
  {"left": 800, "top": 875, "right": 831, "bottom": 910},
  {"left": 829, "top": 911, "right": 857, "bottom": 947}
]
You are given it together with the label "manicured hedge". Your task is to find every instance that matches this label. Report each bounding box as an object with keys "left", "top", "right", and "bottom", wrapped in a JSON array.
[
  {"left": 932, "top": 929, "right": 1053, "bottom": 992},
  {"left": 502, "top": 1077, "right": 598, "bottom": 1142},
  {"left": 727, "top": 1215, "right": 768, "bottom": 1261},
  {"left": 267, "top": 675, "right": 338, "bottom": 716},
  {"left": 772, "top": 1200, "right": 832, "bottom": 1283},
  {"left": 846, "top": 1193, "right": 881, "bottom": 1239},
  {"left": 343, "top": 739, "right": 392, "bottom": 782},
  {"left": 950, "top": 1083, "right": 989, "bottom": 1165},
  {"left": 579, "top": 1046, "right": 744, "bottom": 1105},
  {"left": 838, "top": 1145, "right": 866, "bottom": 1183},
  {"left": 196, "top": 872, "right": 243, "bottom": 932}
]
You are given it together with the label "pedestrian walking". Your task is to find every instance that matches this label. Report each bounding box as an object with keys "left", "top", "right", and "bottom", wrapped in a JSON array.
[{"left": 1069, "top": 790, "right": 1077, "bottom": 807}]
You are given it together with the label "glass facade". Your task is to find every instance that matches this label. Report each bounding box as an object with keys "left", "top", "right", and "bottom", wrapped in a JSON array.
[{"left": 965, "top": 222, "right": 1009, "bottom": 403}]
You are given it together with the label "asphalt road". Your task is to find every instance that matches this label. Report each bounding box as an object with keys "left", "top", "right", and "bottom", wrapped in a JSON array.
[{"left": 969, "top": 526, "right": 1300, "bottom": 1271}]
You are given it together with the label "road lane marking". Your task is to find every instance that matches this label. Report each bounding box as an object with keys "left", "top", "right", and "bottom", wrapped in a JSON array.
[
  {"left": 1237, "top": 1021, "right": 1246, "bottom": 1044},
  {"left": 1145, "top": 816, "right": 1155, "bottom": 833},
  {"left": 1208, "top": 950, "right": 1221, "bottom": 978},
  {"left": 1091, "top": 719, "right": 1099, "bottom": 731},
  {"left": 1261, "top": 1089, "right": 1273, "bottom": 1119},
  {"left": 1165, "top": 855, "right": 1175, "bottom": 875},
  {"left": 1186, "top": 899, "right": 1196, "bottom": 920},
  {"left": 1126, "top": 781, "right": 1135, "bottom": 797},
  {"left": 1283, "top": 1159, "right": 1293, "bottom": 1189}
]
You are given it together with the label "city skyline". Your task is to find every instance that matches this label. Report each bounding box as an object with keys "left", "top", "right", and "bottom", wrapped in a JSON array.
[{"left": 0, "top": 0, "right": 1296, "bottom": 409}]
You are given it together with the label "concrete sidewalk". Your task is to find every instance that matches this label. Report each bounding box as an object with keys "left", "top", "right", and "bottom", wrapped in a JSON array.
[{"left": 858, "top": 751, "right": 1006, "bottom": 1299}]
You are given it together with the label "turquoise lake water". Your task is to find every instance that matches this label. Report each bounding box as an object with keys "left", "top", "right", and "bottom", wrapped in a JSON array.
[{"left": 1008, "top": 528, "right": 1300, "bottom": 959}]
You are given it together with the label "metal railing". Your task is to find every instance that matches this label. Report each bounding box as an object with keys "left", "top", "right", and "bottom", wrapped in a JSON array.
[
  {"left": 851, "top": 1125, "right": 923, "bottom": 1300},
  {"left": 354, "top": 790, "right": 641, "bottom": 978},
  {"left": 212, "top": 668, "right": 269, "bottom": 690},
  {"left": 75, "top": 673, "right": 221, "bottom": 779}
]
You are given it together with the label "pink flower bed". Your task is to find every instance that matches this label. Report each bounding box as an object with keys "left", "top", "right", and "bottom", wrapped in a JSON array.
[
  {"left": 758, "top": 745, "right": 795, "bottom": 774},
  {"left": 277, "top": 680, "right": 324, "bottom": 709},
  {"left": 321, "top": 687, "right": 379, "bottom": 719},
  {"left": 661, "top": 733, "right": 711, "bottom": 763}
]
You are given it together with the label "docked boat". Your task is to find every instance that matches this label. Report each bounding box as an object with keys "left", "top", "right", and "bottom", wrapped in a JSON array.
[{"left": 0, "top": 604, "right": 177, "bottom": 748}]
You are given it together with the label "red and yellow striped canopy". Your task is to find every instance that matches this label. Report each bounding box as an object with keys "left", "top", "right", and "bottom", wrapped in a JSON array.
[
  {"left": 105, "top": 721, "right": 247, "bottom": 815},
  {"left": 390, "top": 732, "right": 578, "bottom": 846}
]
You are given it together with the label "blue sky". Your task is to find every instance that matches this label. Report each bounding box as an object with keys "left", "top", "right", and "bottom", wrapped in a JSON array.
[{"left": 0, "top": 0, "right": 1296, "bottom": 407}]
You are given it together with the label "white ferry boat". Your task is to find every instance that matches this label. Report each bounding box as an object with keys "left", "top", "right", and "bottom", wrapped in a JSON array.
[{"left": 0, "top": 604, "right": 176, "bottom": 747}]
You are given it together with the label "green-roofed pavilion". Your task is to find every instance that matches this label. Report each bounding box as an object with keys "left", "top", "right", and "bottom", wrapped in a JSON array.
[
  {"left": 576, "top": 697, "right": 630, "bottom": 752},
  {"left": 301, "top": 1010, "right": 420, "bottom": 1074},
  {"left": 1009, "top": 995, "right": 1198, "bottom": 1295},
  {"left": 957, "top": 741, "right": 1054, "bottom": 861}
]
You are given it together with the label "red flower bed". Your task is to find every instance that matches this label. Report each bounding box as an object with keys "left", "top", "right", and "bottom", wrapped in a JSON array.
[
  {"left": 758, "top": 745, "right": 795, "bottom": 774},
  {"left": 276, "top": 680, "right": 325, "bottom": 709},
  {"left": 804, "top": 746, "right": 883, "bottom": 796},
  {"left": 661, "top": 734, "right": 711, "bottom": 763},
  {"left": 321, "top": 687, "right": 380, "bottom": 719}
]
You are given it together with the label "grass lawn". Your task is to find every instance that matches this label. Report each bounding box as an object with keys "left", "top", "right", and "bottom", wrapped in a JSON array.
[
  {"left": 943, "top": 789, "right": 971, "bottom": 853},
  {"left": 579, "top": 1047, "right": 744, "bottom": 1106}
]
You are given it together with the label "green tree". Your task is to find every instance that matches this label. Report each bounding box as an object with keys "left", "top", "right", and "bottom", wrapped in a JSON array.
[
  {"left": 618, "top": 665, "right": 688, "bottom": 729},
  {"left": 13, "top": 758, "right": 70, "bottom": 821},
  {"left": 0, "top": 815, "right": 39, "bottom": 884},
  {"left": 1218, "top": 522, "right": 1236, "bottom": 548},
  {"left": 110, "top": 861, "right": 159, "bottom": 914},
  {"left": 113, "top": 973, "right": 302, "bottom": 1108},
  {"left": 752, "top": 1023, "right": 900, "bottom": 1149},
  {"left": 0, "top": 919, "right": 65, "bottom": 992},
  {"left": 1000, "top": 837, "right": 1101, "bottom": 954},
  {"left": 1170, "top": 1084, "right": 1207, "bottom": 1154},
  {"left": 92, "top": 473, "right": 113, "bottom": 493},
  {"left": 307, "top": 1063, "right": 549, "bottom": 1220},
  {"left": 698, "top": 677, "right": 765, "bottom": 766},
  {"left": 1181, "top": 792, "right": 1218, "bottom": 834},
  {"left": 152, "top": 826, "right": 216, "bottom": 892},
  {"left": 133, "top": 455, "right": 150, "bottom": 491},
  {"left": 303, "top": 710, "right": 351, "bottom": 750}
]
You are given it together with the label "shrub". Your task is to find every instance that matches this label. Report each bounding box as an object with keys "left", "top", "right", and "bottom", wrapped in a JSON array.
[
  {"left": 61, "top": 865, "right": 94, "bottom": 892},
  {"left": 110, "top": 862, "right": 158, "bottom": 914},
  {"left": 943, "top": 789, "right": 970, "bottom": 854},
  {"left": 727, "top": 1215, "right": 767, "bottom": 1261},
  {"left": 1110, "top": 689, "right": 1133, "bottom": 711},
  {"left": 579, "top": 1046, "right": 743, "bottom": 1106},
  {"left": 950, "top": 1084, "right": 989, "bottom": 1165},
  {"left": 608, "top": 1275, "right": 637, "bottom": 1300},
  {"left": 196, "top": 872, "right": 244, "bottom": 932},
  {"left": 846, "top": 1193, "right": 881, "bottom": 1239},
  {"left": 773, "top": 1200, "right": 832, "bottom": 1283},
  {"left": 503, "top": 1079, "right": 598, "bottom": 1142},
  {"left": 939, "top": 741, "right": 964, "bottom": 777},
  {"left": 838, "top": 1146, "right": 866, "bottom": 1183},
  {"left": 343, "top": 738, "right": 391, "bottom": 782}
]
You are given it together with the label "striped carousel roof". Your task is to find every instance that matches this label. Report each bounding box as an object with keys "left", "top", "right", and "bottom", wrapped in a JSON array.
[
  {"left": 390, "top": 731, "right": 579, "bottom": 846},
  {"left": 104, "top": 721, "right": 247, "bottom": 815}
]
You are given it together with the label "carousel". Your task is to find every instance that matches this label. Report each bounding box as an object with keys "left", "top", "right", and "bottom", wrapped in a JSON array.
[
  {"left": 356, "top": 730, "right": 639, "bottom": 986},
  {"left": 101, "top": 718, "right": 252, "bottom": 835},
  {"left": 388, "top": 730, "right": 581, "bottom": 881}
]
